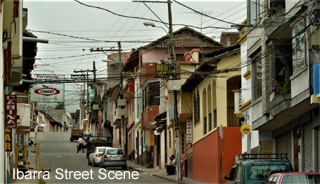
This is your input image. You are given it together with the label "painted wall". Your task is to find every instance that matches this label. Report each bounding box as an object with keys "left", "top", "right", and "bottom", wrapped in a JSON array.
[
  {"left": 193, "top": 127, "right": 241, "bottom": 183},
  {"left": 17, "top": 103, "right": 31, "bottom": 127},
  {"left": 193, "top": 53, "right": 241, "bottom": 144}
]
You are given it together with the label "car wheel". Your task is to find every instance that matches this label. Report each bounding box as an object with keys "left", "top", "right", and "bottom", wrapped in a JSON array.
[
  {"left": 122, "top": 165, "right": 127, "bottom": 170},
  {"left": 70, "top": 138, "right": 73, "bottom": 142},
  {"left": 88, "top": 159, "right": 91, "bottom": 166},
  {"left": 92, "top": 159, "right": 96, "bottom": 167}
]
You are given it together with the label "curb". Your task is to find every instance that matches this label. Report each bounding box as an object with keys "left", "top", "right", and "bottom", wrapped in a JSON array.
[
  {"left": 151, "top": 173, "right": 185, "bottom": 184},
  {"left": 128, "top": 166, "right": 145, "bottom": 172}
]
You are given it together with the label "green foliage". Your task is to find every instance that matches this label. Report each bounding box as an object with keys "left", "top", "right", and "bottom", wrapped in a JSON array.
[{"left": 272, "top": 79, "right": 291, "bottom": 96}]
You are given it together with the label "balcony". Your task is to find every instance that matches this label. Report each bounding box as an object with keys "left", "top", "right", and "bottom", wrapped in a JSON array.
[
  {"left": 140, "top": 63, "right": 156, "bottom": 86},
  {"left": 142, "top": 105, "right": 159, "bottom": 130},
  {"left": 124, "top": 78, "right": 135, "bottom": 99},
  {"left": 113, "top": 108, "right": 127, "bottom": 129}
]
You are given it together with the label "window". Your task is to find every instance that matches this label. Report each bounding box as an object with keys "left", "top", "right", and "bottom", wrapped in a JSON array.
[
  {"left": 292, "top": 17, "right": 307, "bottom": 73},
  {"left": 252, "top": 55, "right": 262, "bottom": 100},
  {"left": 282, "top": 175, "right": 320, "bottom": 184},
  {"left": 143, "top": 82, "right": 160, "bottom": 110},
  {"left": 176, "top": 54, "right": 185, "bottom": 62},
  {"left": 209, "top": 113, "right": 212, "bottom": 131},
  {"left": 203, "top": 116, "right": 207, "bottom": 135},
  {"left": 271, "top": 45, "right": 292, "bottom": 95},
  {"left": 107, "top": 149, "right": 123, "bottom": 155},
  {"left": 202, "top": 89, "right": 207, "bottom": 134},
  {"left": 268, "top": 0, "right": 285, "bottom": 10},
  {"left": 214, "top": 109, "right": 217, "bottom": 128},
  {"left": 249, "top": 165, "right": 289, "bottom": 180},
  {"left": 193, "top": 88, "right": 200, "bottom": 125},
  {"left": 249, "top": 0, "right": 260, "bottom": 25},
  {"left": 169, "top": 130, "right": 171, "bottom": 148}
]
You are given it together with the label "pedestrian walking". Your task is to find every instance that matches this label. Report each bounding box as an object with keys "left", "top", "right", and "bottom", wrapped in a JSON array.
[{"left": 77, "top": 137, "right": 84, "bottom": 153}]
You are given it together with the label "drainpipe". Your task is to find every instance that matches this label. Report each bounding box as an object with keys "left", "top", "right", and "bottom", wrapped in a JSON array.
[{"left": 0, "top": 4, "right": 5, "bottom": 183}]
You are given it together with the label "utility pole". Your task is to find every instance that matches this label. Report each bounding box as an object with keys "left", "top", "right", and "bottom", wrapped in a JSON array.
[
  {"left": 133, "top": 0, "right": 180, "bottom": 180},
  {"left": 90, "top": 45, "right": 125, "bottom": 154},
  {"left": 167, "top": 0, "right": 181, "bottom": 181},
  {"left": 73, "top": 69, "right": 94, "bottom": 132},
  {"left": 117, "top": 42, "right": 126, "bottom": 157}
]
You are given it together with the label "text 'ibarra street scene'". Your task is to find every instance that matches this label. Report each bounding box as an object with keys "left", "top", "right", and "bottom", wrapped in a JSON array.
[{"left": 1, "top": 0, "right": 320, "bottom": 183}]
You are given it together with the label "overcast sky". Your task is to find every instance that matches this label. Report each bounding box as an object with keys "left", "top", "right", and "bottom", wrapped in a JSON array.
[{"left": 23, "top": 0, "right": 246, "bottom": 112}]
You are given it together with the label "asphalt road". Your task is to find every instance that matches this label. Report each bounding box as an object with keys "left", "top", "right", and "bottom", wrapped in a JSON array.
[{"left": 14, "top": 132, "right": 171, "bottom": 184}]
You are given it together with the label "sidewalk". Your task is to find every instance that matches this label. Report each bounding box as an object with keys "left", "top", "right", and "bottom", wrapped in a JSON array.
[{"left": 127, "top": 161, "right": 207, "bottom": 184}]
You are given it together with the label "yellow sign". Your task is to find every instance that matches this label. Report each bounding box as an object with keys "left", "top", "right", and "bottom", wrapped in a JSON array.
[
  {"left": 240, "top": 124, "right": 252, "bottom": 135},
  {"left": 5, "top": 128, "right": 12, "bottom": 152},
  {"left": 149, "top": 130, "right": 155, "bottom": 146}
]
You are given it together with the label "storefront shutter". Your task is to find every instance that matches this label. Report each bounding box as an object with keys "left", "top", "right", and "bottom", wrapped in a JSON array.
[
  {"left": 304, "top": 123, "right": 313, "bottom": 171},
  {"left": 277, "top": 132, "right": 292, "bottom": 164}
]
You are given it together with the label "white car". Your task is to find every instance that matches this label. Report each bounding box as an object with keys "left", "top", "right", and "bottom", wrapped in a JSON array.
[
  {"left": 100, "top": 147, "right": 127, "bottom": 169},
  {"left": 88, "top": 146, "right": 110, "bottom": 167}
]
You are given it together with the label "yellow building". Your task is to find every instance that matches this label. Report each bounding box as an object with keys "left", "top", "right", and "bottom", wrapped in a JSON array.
[{"left": 180, "top": 44, "right": 242, "bottom": 183}]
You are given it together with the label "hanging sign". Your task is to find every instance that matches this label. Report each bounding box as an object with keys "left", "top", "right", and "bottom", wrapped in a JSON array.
[
  {"left": 240, "top": 124, "right": 252, "bottom": 135},
  {"left": 149, "top": 130, "right": 155, "bottom": 146},
  {"left": 30, "top": 74, "right": 65, "bottom": 103},
  {"left": 186, "top": 120, "right": 192, "bottom": 143},
  {"left": 5, "top": 128, "right": 13, "bottom": 152},
  {"left": 5, "top": 95, "right": 17, "bottom": 128}
]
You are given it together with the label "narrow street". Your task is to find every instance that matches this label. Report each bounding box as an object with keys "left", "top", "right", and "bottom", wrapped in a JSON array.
[{"left": 15, "top": 132, "right": 172, "bottom": 184}]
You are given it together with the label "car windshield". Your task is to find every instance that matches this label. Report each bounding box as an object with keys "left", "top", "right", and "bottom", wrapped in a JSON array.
[
  {"left": 249, "top": 165, "right": 289, "bottom": 180},
  {"left": 98, "top": 148, "right": 105, "bottom": 153},
  {"left": 281, "top": 174, "right": 320, "bottom": 184},
  {"left": 107, "top": 149, "right": 123, "bottom": 155}
]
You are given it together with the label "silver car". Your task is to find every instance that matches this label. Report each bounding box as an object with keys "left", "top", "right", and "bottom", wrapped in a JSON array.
[
  {"left": 100, "top": 148, "right": 127, "bottom": 169},
  {"left": 88, "top": 146, "right": 108, "bottom": 167}
]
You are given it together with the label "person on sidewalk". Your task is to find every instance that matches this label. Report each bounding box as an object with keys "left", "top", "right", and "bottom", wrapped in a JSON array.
[
  {"left": 165, "top": 155, "right": 176, "bottom": 175},
  {"left": 77, "top": 137, "right": 84, "bottom": 153}
]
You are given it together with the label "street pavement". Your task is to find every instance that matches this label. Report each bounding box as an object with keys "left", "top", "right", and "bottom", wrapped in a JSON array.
[{"left": 12, "top": 132, "right": 172, "bottom": 184}]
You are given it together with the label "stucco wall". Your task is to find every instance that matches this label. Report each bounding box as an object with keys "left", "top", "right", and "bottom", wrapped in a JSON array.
[
  {"left": 193, "top": 127, "right": 241, "bottom": 183},
  {"left": 193, "top": 53, "right": 241, "bottom": 144}
]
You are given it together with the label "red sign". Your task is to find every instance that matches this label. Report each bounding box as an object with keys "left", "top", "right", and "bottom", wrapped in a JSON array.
[
  {"left": 34, "top": 87, "right": 60, "bottom": 96},
  {"left": 186, "top": 120, "right": 192, "bottom": 144},
  {"left": 5, "top": 95, "right": 17, "bottom": 129}
]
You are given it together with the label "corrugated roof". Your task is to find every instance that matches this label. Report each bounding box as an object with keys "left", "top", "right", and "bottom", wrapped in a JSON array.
[{"left": 141, "top": 26, "right": 224, "bottom": 49}]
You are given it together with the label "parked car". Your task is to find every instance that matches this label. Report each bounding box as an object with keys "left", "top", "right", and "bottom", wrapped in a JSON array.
[
  {"left": 88, "top": 146, "right": 110, "bottom": 167},
  {"left": 225, "top": 153, "right": 293, "bottom": 184},
  {"left": 266, "top": 172, "right": 320, "bottom": 184},
  {"left": 86, "top": 137, "right": 112, "bottom": 158},
  {"left": 100, "top": 148, "right": 127, "bottom": 170}
]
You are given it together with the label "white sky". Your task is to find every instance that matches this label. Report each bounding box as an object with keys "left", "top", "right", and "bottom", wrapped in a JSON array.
[{"left": 23, "top": 0, "right": 246, "bottom": 112}]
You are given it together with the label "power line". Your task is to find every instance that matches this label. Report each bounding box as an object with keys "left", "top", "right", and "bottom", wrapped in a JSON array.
[
  {"left": 172, "top": 0, "right": 239, "bottom": 25},
  {"left": 74, "top": 0, "right": 233, "bottom": 30}
]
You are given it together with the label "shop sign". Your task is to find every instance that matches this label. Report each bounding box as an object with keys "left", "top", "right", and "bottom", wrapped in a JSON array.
[
  {"left": 5, "top": 128, "right": 12, "bottom": 152},
  {"left": 149, "top": 130, "right": 155, "bottom": 146},
  {"left": 156, "top": 64, "right": 171, "bottom": 78},
  {"left": 186, "top": 120, "right": 192, "bottom": 143},
  {"left": 5, "top": 95, "right": 17, "bottom": 128},
  {"left": 240, "top": 124, "right": 252, "bottom": 135}
]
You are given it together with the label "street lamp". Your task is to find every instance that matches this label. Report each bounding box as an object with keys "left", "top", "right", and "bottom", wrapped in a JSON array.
[
  {"left": 143, "top": 22, "right": 168, "bottom": 34},
  {"left": 143, "top": 18, "right": 182, "bottom": 181}
]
